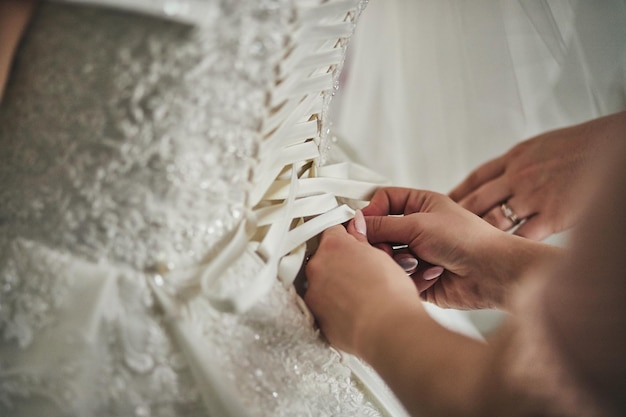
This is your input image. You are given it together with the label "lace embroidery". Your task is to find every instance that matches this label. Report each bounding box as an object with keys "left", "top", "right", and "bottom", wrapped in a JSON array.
[
  {"left": 0, "top": 239, "right": 203, "bottom": 415},
  {"left": 0, "top": 237, "right": 384, "bottom": 416},
  {"left": 0, "top": 1, "right": 275, "bottom": 270},
  {"left": 0, "top": 240, "right": 73, "bottom": 349},
  {"left": 0, "top": 1, "right": 395, "bottom": 416}
]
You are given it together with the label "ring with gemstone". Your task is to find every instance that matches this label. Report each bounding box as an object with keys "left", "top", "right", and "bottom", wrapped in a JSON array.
[{"left": 500, "top": 202, "right": 521, "bottom": 225}]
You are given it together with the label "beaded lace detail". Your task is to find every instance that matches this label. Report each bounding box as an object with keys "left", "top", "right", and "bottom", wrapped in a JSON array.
[
  {"left": 0, "top": 1, "right": 268, "bottom": 271},
  {"left": 0, "top": 1, "right": 389, "bottom": 416}
]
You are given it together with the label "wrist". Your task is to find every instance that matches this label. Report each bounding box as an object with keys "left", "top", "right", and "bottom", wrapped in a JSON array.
[
  {"left": 490, "top": 233, "right": 563, "bottom": 309},
  {"left": 354, "top": 295, "right": 426, "bottom": 364}
]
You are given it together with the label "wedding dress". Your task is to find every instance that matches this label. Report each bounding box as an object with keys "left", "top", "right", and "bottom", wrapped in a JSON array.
[
  {"left": 0, "top": 1, "right": 418, "bottom": 416},
  {"left": 334, "top": 0, "right": 626, "bottom": 192}
]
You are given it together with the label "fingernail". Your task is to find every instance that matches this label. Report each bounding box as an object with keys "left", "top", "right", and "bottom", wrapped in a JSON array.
[
  {"left": 423, "top": 266, "right": 444, "bottom": 280},
  {"left": 354, "top": 209, "right": 367, "bottom": 236},
  {"left": 395, "top": 256, "right": 418, "bottom": 274}
]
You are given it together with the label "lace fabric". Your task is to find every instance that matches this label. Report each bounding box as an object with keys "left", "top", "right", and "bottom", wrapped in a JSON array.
[
  {"left": 0, "top": 237, "right": 383, "bottom": 416},
  {"left": 0, "top": 1, "right": 400, "bottom": 416},
  {"left": 0, "top": 1, "right": 271, "bottom": 271}
]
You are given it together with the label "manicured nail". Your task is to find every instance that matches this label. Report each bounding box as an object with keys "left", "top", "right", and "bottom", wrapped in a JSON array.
[
  {"left": 395, "top": 255, "right": 418, "bottom": 274},
  {"left": 354, "top": 209, "right": 367, "bottom": 236},
  {"left": 423, "top": 266, "right": 444, "bottom": 280}
]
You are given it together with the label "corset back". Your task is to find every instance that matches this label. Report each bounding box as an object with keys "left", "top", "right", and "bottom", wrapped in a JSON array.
[{"left": 0, "top": 2, "right": 410, "bottom": 416}]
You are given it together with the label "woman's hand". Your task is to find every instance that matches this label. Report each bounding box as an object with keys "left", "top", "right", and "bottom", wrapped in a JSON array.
[
  {"left": 305, "top": 213, "right": 493, "bottom": 417},
  {"left": 449, "top": 112, "right": 626, "bottom": 240},
  {"left": 304, "top": 215, "right": 422, "bottom": 357},
  {"left": 362, "top": 188, "right": 558, "bottom": 310}
]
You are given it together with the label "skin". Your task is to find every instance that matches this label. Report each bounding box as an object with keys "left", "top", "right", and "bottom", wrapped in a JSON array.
[
  {"left": 304, "top": 207, "right": 538, "bottom": 416},
  {"left": 305, "top": 135, "right": 626, "bottom": 416},
  {"left": 3, "top": 3, "right": 623, "bottom": 413},
  {"left": 0, "top": 0, "right": 36, "bottom": 103},
  {"left": 449, "top": 111, "right": 626, "bottom": 240},
  {"left": 304, "top": 191, "right": 563, "bottom": 416},
  {"left": 361, "top": 188, "right": 562, "bottom": 309}
]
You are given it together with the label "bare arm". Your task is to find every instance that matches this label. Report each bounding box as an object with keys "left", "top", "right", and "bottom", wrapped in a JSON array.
[
  {"left": 304, "top": 219, "right": 552, "bottom": 416},
  {"left": 0, "top": 0, "right": 36, "bottom": 102},
  {"left": 306, "top": 119, "right": 626, "bottom": 416},
  {"left": 533, "top": 138, "right": 626, "bottom": 415}
]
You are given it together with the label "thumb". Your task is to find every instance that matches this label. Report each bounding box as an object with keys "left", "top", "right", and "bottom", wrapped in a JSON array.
[
  {"left": 364, "top": 214, "right": 420, "bottom": 245},
  {"left": 346, "top": 209, "right": 369, "bottom": 243}
]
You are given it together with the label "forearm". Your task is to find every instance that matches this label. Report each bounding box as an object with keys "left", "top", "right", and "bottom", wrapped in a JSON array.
[
  {"left": 357, "top": 298, "right": 558, "bottom": 417},
  {"left": 0, "top": 0, "right": 36, "bottom": 102},
  {"left": 357, "top": 301, "right": 492, "bottom": 417}
]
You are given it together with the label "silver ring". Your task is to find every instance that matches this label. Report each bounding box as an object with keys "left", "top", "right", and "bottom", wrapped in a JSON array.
[{"left": 500, "top": 202, "right": 521, "bottom": 226}]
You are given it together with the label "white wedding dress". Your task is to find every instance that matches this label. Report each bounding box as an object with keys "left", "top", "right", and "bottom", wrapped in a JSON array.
[
  {"left": 334, "top": 0, "right": 626, "bottom": 192},
  {"left": 0, "top": 1, "right": 418, "bottom": 416}
]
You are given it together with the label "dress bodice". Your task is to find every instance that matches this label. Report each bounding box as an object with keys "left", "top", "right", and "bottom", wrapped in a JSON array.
[
  {"left": 0, "top": 1, "right": 403, "bottom": 416},
  {"left": 0, "top": 2, "right": 273, "bottom": 270}
]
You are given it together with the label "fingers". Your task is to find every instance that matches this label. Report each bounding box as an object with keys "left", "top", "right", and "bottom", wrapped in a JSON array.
[
  {"left": 392, "top": 248, "right": 445, "bottom": 280},
  {"left": 449, "top": 156, "right": 505, "bottom": 202},
  {"left": 361, "top": 188, "right": 395, "bottom": 216},
  {"left": 315, "top": 224, "right": 352, "bottom": 250},
  {"left": 349, "top": 210, "right": 407, "bottom": 256},
  {"left": 423, "top": 265, "right": 445, "bottom": 281},
  {"left": 375, "top": 242, "right": 394, "bottom": 257},
  {"left": 413, "top": 269, "right": 443, "bottom": 292},
  {"left": 414, "top": 276, "right": 439, "bottom": 293},
  {"left": 346, "top": 210, "right": 369, "bottom": 244},
  {"left": 482, "top": 196, "right": 532, "bottom": 231},
  {"left": 319, "top": 224, "right": 349, "bottom": 238},
  {"left": 393, "top": 251, "right": 419, "bottom": 275},
  {"left": 408, "top": 257, "right": 444, "bottom": 292},
  {"left": 513, "top": 216, "right": 552, "bottom": 241},
  {"left": 362, "top": 187, "right": 431, "bottom": 217},
  {"left": 480, "top": 198, "right": 553, "bottom": 240},
  {"left": 363, "top": 214, "right": 418, "bottom": 246},
  {"left": 457, "top": 176, "right": 511, "bottom": 216}
]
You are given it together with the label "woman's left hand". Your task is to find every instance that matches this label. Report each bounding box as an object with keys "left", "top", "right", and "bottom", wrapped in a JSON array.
[{"left": 448, "top": 112, "right": 626, "bottom": 240}]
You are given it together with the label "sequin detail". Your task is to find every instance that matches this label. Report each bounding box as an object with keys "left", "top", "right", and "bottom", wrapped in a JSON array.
[{"left": 0, "top": 0, "right": 384, "bottom": 416}]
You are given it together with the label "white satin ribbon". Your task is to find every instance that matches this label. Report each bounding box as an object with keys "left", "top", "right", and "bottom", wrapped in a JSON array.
[{"left": 141, "top": 1, "right": 406, "bottom": 416}]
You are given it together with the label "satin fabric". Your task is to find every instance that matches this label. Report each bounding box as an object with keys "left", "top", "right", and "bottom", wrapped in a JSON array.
[{"left": 334, "top": 0, "right": 626, "bottom": 191}]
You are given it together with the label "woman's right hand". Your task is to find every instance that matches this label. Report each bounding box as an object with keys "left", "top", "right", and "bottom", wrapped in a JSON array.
[{"left": 362, "top": 187, "right": 558, "bottom": 310}]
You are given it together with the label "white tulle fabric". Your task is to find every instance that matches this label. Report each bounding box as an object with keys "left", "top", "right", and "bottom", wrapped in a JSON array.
[
  {"left": 0, "top": 1, "right": 416, "bottom": 416},
  {"left": 334, "top": 0, "right": 626, "bottom": 191}
]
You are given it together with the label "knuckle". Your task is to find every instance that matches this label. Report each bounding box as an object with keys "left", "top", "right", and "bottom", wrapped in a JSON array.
[
  {"left": 305, "top": 255, "right": 322, "bottom": 275},
  {"left": 321, "top": 233, "right": 343, "bottom": 252},
  {"left": 463, "top": 193, "right": 482, "bottom": 212},
  {"left": 367, "top": 215, "right": 385, "bottom": 235},
  {"left": 484, "top": 211, "right": 507, "bottom": 229}
]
